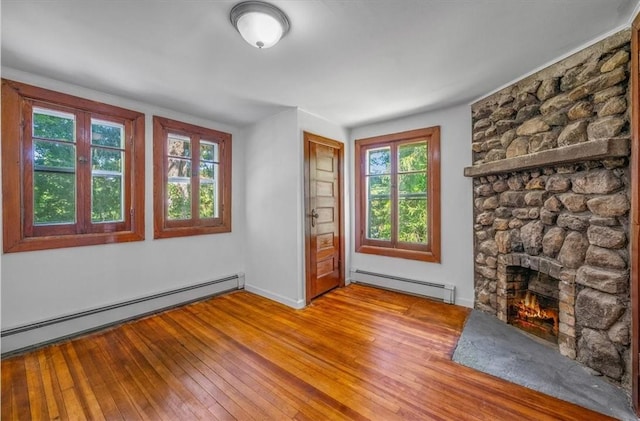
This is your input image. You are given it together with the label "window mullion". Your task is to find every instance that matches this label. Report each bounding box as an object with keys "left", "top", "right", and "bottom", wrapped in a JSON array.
[
  {"left": 390, "top": 142, "right": 399, "bottom": 248},
  {"left": 76, "top": 111, "right": 91, "bottom": 233},
  {"left": 163, "top": 128, "right": 170, "bottom": 222},
  {"left": 192, "top": 135, "right": 201, "bottom": 223}
]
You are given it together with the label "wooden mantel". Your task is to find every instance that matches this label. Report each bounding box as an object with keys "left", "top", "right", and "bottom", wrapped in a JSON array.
[{"left": 463, "top": 137, "right": 630, "bottom": 178}]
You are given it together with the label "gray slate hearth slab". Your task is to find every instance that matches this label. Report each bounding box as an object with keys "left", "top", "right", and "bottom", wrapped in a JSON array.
[{"left": 452, "top": 310, "right": 637, "bottom": 421}]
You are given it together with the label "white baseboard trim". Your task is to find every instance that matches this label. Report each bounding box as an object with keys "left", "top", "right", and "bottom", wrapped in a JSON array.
[
  {"left": 455, "top": 297, "right": 475, "bottom": 309},
  {"left": 1, "top": 274, "right": 242, "bottom": 356},
  {"left": 244, "top": 284, "right": 306, "bottom": 309}
]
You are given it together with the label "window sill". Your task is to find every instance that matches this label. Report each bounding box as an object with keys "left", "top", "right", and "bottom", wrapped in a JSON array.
[
  {"left": 356, "top": 244, "right": 440, "bottom": 263},
  {"left": 154, "top": 224, "right": 231, "bottom": 239},
  {"left": 4, "top": 231, "right": 145, "bottom": 253}
]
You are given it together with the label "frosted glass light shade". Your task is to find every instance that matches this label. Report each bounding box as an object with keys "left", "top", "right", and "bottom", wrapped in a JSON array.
[
  {"left": 230, "top": 1, "right": 290, "bottom": 49},
  {"left": 236, "top": 12, "right": 282, "bottom": 48}
]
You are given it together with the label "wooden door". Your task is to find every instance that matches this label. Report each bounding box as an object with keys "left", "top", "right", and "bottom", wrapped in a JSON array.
[
  {"left": 304, "top": 132, "right": 344, "bottom": 303},
  {"left": 631, "top": 11, "right": 640, "bottom": 416}
]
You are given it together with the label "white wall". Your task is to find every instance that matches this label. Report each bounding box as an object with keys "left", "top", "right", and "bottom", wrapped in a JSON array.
[
  {"left": 349, "top": 104, "right": 475, "bottom": 307},
  {"left": 0, "top": 68, "right": 246, "bottom": 330},
  {"left": 243, "top": 109, "right": 303, "bottom": 307}
]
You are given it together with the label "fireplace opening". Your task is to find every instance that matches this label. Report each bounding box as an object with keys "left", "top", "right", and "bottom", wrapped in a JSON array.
[{"left": 506, "top": 267, "right": 559, "bottom": 344}]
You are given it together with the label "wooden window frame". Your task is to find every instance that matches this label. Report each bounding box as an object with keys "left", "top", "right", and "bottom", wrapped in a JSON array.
[
  {"left": 354, "top": 126, "right": 441, "bottom": 262},
  {"left": 1, "top": 79, "right": 145, "bottom": 253},
  {"left": 153, "top": 116, "right": 232, "bottom": 239}
]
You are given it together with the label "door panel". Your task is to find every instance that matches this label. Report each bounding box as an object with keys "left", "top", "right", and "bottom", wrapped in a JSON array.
[{"left": 304, "top": 132, "right": 344, "bottom": 303}]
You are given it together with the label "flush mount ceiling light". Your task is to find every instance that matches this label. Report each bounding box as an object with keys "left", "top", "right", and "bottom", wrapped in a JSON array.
[{"left": 230, "top": 1, "right": 290, "bottom": 49}]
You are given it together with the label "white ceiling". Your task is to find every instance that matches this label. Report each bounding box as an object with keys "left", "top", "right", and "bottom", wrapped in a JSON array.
[{"left": 2, "top": 0, "right": 638, "bottom": 128}]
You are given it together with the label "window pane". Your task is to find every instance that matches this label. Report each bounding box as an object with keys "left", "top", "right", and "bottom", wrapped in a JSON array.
[
  {"left": 200, "top": 162, "right": 214, "bottom": 179},
  {"left": 201, "top": 141, "right": 218, "bottom": 162},
  {"left": 398, "top": 198, "right": 427, "bottom": 244},
  {"left": 92, "top": 148, "right": 122, "bottom": 172},
  {"left": 167, "top": 182, "right": 192, "bottom": 220},
  {"left": 33, "top": 172, "right": 75, "bottom": 224},
  {"left": 33, "top": 108, "right": 75, "bottom": 142},
  {"left": 399, "top": 173, "right": 427, "bottom": 195},
  {"left": 398, "top": 142, "right": 427, "bottom": 172},
  {"left": 367, "top": 175, "right": 390, "bottom": 197},
  {"left": 367, "top": 199, "right": 391, "bottom": 240},
  {"left": 168, "top": 134, "right": 191, "bottom": 157},
  {"left": 92, "top": 175, "right": 123, "bottom": 222},
  {"left": 91, "top": 120, "right": 123, "bottom": 148},
  {"left": 200, "top": 182, "right": 217, "bottom": 218},
  {"left": 168, "top": 158, "right": 191, "bottom": 178},
  {"left": 367, "top": 147, "right": 390, "bottom": 175},
  {"left": 167, "top": 154, "right": 192, "bottom": 220},
  {"left": 366, "top": 174, "right": 391, "bottom": 240},
  {"left": 34, "top": 140, "right": 75, "bottom": 169},
  {"left": 200, "top": 162, "right": 218, "bottom": 219}
]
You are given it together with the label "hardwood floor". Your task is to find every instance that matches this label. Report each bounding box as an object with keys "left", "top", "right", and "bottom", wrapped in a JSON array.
[{"left": 1, "top": 284, "right": 616, "bottom": 420}]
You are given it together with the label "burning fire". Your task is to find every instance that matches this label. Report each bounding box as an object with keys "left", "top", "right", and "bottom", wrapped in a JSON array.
[{"left": 515, "top": 291, "right": 558, "bottom": 335}]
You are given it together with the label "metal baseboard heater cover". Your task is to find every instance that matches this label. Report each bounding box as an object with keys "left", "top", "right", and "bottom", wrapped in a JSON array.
[{"left": 351, "top": 269, "right": 455, "bottom": 304}]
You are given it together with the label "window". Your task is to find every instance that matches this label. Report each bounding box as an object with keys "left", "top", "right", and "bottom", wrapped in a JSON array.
[
  {"left": 1, "top": 79, "right": 145, "bottom": 253},
  {"left": 354, "top": 126, "right": 440, "bottom": 262},
  {"left": 153, "top": 116, "right": 232, "bottom": 238}
]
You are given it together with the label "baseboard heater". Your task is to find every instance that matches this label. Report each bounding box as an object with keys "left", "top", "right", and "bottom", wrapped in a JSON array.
[
  {"left": 1, "top": 273, "right": 243, "bottom": 357},
  {"left": 350, "top": 269, "right": 455, "bottom": 304}
]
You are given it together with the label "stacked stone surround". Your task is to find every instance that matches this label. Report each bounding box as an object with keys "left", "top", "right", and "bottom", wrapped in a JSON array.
[{"left": 468, "top": 29, "right": 632, "bottom": 389}]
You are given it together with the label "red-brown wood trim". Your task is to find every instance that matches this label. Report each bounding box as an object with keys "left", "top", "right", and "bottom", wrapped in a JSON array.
[
  {"left": 153, "top": 115, "right": 232, "bottom": 239},
  {"left": 631, "top": 11, "right": 640, "bottom": 416},
  {"left": 1, "top": 79, "right": 145, "bottom": 253},
  {"left": 304, "top": 136, "right": 313, "bottom": 305},
  {"left": 429, "top": 126, "right": 442, "bottom": 263},
  {"left": 354, "top": 126, "right": 441, "bottom": 263},
  {"left": 304, "top": 131, "right": 345, "bottom": 305},
  {"left": 2, "top": 81, "right": 25, "bottom": 251}
]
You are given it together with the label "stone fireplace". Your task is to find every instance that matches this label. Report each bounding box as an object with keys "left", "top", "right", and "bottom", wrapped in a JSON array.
[{"left": 465, "top": 29, "right": 632, "bottom": 390}]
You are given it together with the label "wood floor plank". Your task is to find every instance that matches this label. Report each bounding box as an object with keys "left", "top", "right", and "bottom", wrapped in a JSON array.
[
  {"left": 25, "top": 352, "right": 50, "bottom": 420},
  {"left": 68, "top": 340, "right": 126, "bottom": 420},
  {"left": 48, "top": 347, "right": 89, "bottom": 421},
  {"left": 60, "top": 342, "right": 106, "bottom": 421},
  {"left": 36, "top": 350, "right": 62, "bottom": 421},
  {"left": 1, "top": 284, "right": 619, "bottom": 420}
]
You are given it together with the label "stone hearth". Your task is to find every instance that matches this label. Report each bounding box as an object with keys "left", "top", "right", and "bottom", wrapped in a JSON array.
[{"left": 465, "top": 29, "right": 632, "bottom": 390}]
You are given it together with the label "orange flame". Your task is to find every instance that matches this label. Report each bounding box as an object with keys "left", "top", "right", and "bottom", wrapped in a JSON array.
[{"left": 515, "top": 291, "right": 558, "bottom": 335}]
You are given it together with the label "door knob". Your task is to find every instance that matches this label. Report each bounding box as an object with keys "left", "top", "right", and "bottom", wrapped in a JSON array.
[{"left": 311, "top": 209, "right": 319, "bottom": 227}]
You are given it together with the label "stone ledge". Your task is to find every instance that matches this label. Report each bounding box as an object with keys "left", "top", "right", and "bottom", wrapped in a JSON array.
[{"left": 463, "top": 138, "right": 629, "bottom": 178}]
